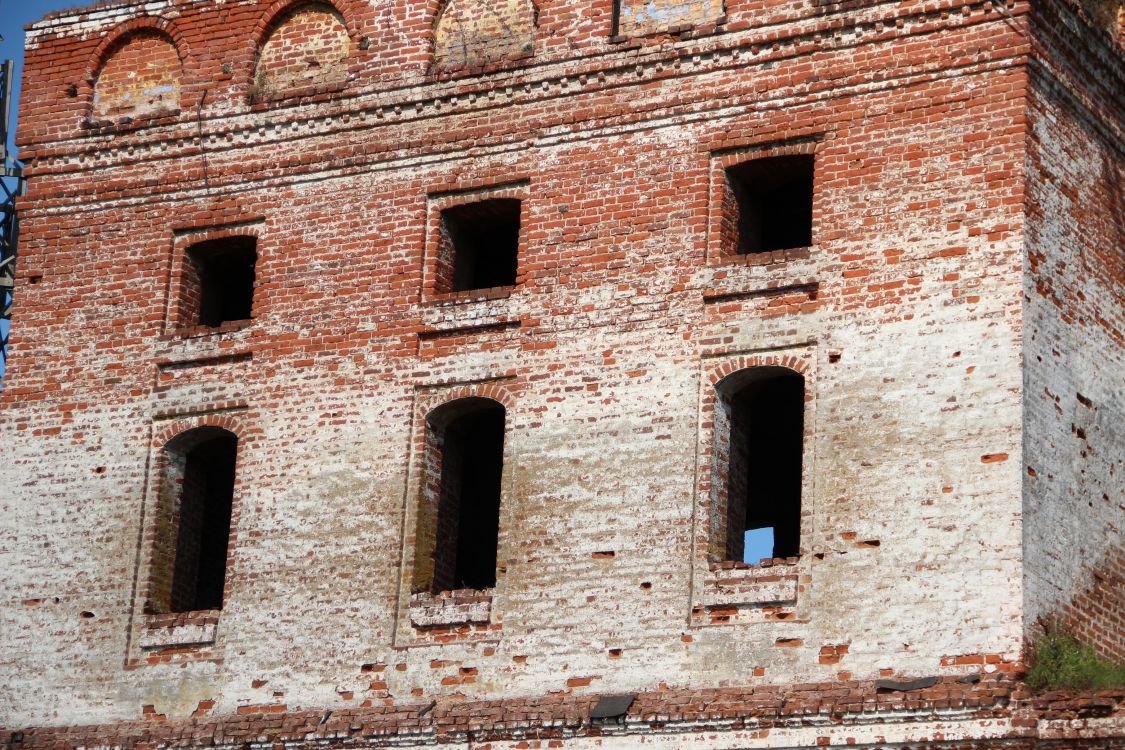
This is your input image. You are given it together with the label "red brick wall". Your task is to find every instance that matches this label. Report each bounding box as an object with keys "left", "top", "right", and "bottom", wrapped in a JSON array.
[{"left": 0, "top": 0, "right": 1114, "bottom": 738}]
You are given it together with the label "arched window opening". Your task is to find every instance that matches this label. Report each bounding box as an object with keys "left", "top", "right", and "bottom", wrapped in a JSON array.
[
  {"left": 432, "top": 0, "right": 537, "bottom": 70},
  {"left": 717, "top": 368, "right": 804, "bottom": 564},
  {"left": 722, "top": 155, "right": 814, "bottom": 255},
  {"left": 425, "top": 398, "right": 506, "bottom": 593},
  {"left": 152, "top": 428, "right": 238, "bottom": 613},
  {"left": 180, "top": 237, "right": 258, "bottom": 328}
]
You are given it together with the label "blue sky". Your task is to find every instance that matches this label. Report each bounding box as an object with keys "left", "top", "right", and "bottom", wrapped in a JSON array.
[{"left": 1, "top": 0, "right": 88, "bottom": 377}]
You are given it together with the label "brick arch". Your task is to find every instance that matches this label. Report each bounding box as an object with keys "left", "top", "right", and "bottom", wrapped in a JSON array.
[
  {"left": 420, "top": 383, "right": 518, "bottom": 420},
  {"left": 247, "top": 0, "right": 359, "bottom": 101},
  {"left": 430, "top": 0, "right": 538, "bottom": 71},
  {"left": 426, "top": 396, "right": 507, "bottom": 432},
  {"left": 181, "top": 225, "right": 262, "bottom": 249},
  {"left": 85, "top": 17, "right": 191, "bottom": 84},
  {"left": 710, "top": 356, "right": 809, "bottom": 388},
  {"left": 251, "top": 0, "right": 362, "bottom": 47},
  {"left": 84, "top": 18, "right": 193, "bottom": 120},
  {"left": 154, "top": 413, "right": 251, "bottom": 450}
]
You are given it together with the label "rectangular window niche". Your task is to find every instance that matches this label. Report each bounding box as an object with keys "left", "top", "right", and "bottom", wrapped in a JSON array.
[
  {"left": 707, "top": 140, "right": 820, "bottom": 267},
  {"left": 422, "top": 182, "right": 529, "bottom": 305},
  {"left": 165, "top": 225, "right": 262, "bottom": 338}
]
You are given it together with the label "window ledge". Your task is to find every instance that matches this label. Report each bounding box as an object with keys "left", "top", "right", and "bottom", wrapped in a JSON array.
[
  {"left": 610, "top": 15, "right": 727, "bottom": 44},
  {"left": 703, "top": 558, "right": 800, "bottom": 606},
  {"left": 710, "top": 556, "right": 800, "bottom": 571},
  {"left": 162, "top": 319, "right": 254, "bottom": 341},
  {"left": 410, "top": 589, "right": 492, "bottom": 628},
  {"left": 249, "top": 80, "right": 350, "bottom": 110},
  {"left": 82, "top": 109, "right": 183, "bottom": 133},
  {"left": 139, "top": 609, "right": 219, "bottom": 650},
  {"left": 427, "top": 285, "right": 516, "bottom": 306},
  {"left": 714, "top": 245, "right": 815, "bottom": 267}
]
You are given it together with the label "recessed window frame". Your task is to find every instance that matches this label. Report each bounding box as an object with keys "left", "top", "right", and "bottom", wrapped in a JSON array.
[
  {"left": 394, "top": 378, "right": 520, "bottom": 647},
  {"left": 166, "top": 226, "right": 263, "bottom": 337},
  {"left": 689, "top": 345, "right": 818, "bottom": 628},
  {"left": 125, "top": 411, "right": 251, "bottom": 666},
  {"left": 706, "top": 138, "right": 822, "bottom": 267},
  {"left": 422, "top": 181, "right": 529, "bottom": 304}
]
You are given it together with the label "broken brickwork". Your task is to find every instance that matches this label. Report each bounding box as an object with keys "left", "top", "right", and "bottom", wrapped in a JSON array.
[{"left": 0, "top": 0, "right": 1121, "bottom": 747}]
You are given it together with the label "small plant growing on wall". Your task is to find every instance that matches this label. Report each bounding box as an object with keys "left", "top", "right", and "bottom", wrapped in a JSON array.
[{"left": 1027, "top": 628, "right": 1125, "bottom": 691}]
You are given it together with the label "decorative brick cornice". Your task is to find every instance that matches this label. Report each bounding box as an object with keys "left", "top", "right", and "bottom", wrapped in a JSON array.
[{"left": 20, "top": 0, "right": 1028, "bottom": 180}]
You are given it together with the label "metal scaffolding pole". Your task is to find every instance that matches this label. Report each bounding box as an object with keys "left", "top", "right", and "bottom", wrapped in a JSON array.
[{"left": 1, "top": 58, "right": 25, "bottom": 372}]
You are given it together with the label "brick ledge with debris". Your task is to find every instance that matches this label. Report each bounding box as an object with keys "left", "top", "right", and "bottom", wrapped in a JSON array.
[{"left": 5, "top": 674, "right": 1124, "bottom": 749}]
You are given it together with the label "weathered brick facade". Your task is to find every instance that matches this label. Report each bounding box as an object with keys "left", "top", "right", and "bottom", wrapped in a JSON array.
[{"left": 0, "top": 0, "right": 1121, "bottom": 747}]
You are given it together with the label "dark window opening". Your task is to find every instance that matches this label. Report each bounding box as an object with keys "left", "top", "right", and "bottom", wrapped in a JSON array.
[
  {"left": 722, "top": 368, "right": 804, "bottom": 563},
  {"left": 724, "top": 155, "right": 814, "bottom": 255},
  {"left": 438, "top": 199, "right": 520, "bottom": 292},
  {"left": 182, "top": 237, "right": 258, "bottom": 327},
  {"left": 429, "top": 399, "right": 505, "bottom": 593},
  {"left": 167, "top": 430, "right": 237, "bottom": 612}
]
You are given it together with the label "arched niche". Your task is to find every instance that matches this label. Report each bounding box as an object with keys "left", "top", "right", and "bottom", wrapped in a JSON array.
[
  {"left": 93, "top": 30, "right": 182, "bottom": 120},
  {"left": 252, "top": 2, "right": 351, "bottom": 101},
  {"left": 432, "top": 0, "right": 537, "bottom": 71}
]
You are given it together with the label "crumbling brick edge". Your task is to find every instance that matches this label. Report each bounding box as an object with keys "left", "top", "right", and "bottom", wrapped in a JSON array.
[{"left": 5, "top": 675, "right": 1124, "bottom": 749}]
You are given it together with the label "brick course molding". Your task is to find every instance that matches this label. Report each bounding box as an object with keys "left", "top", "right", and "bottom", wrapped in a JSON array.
[{"left": 0, "top": 0, "right": 1122, "bottom": 747}]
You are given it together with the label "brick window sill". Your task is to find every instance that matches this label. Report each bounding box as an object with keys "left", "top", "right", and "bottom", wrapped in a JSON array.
[
  {"left": 81, "top": 109, "right": 183, "bottom": 133},
  {"left": 609, "top": 15, "right": 727, "bottom": 44},
  {"left": 712, "top": 245, "right": 815, "bottom": 268},
  {"left": 702, "top": 557, "right": 800, "bottom": 607},
  {"left": 162, "top": 319, "right": 254, "bottom": 341},
  {"left": 426, "top": 285, "right": 516, "bottom": 306},
  {"left": 139, "top": 609, "right": 219, "bottom": 650},
  {"left": 249, "top": 81, "right": 349, "bottom": 110},
  {"left": 428, "top": 51, "right": 535, "bottom": 81},
  {"left": 409, "top": 589, "right": 492, "bottom": 628}
]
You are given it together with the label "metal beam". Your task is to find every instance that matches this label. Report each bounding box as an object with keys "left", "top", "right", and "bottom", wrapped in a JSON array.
[{"left": 0, "top": 58, "right": 24, "bottom": 372}]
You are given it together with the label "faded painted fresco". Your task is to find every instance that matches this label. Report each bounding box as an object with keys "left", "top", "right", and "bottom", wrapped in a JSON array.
[
  {"left": 432, "top": 0, "right": 536, "bottom": 69},
  {"left": 93, "top": 32, "right": 181, "bottom": 119}
]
